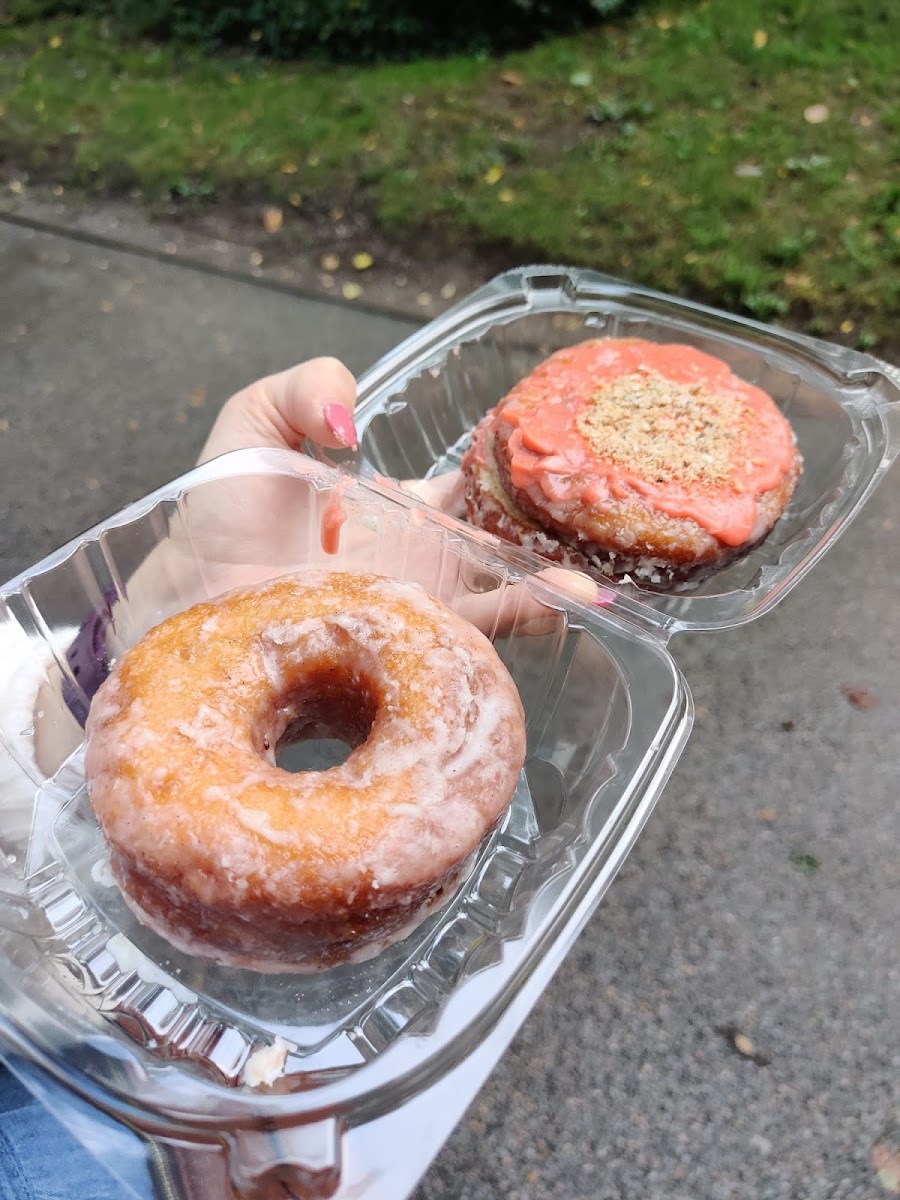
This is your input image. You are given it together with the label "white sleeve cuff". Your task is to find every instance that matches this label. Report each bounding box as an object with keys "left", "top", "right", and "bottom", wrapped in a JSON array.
[{"left": 0, "top": 622, "right": 73, "bottom": 793}]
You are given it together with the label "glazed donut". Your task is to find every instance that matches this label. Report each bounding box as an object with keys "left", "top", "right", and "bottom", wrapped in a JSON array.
[
  {"left": 84, "top": 571, "right": 526, "bottom": 971},
  {"left": 462, "top": 339, "right": 803, "bottom": 587}
]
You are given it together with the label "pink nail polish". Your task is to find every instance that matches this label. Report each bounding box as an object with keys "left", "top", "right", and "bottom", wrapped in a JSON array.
[{"left": 324, "top": 403, "right": 358, "bottom": 450}]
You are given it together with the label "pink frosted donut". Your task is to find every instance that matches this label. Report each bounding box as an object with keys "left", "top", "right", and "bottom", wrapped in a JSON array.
[{"left": 84, "top": 571, "right": 526, "bottom": 970}]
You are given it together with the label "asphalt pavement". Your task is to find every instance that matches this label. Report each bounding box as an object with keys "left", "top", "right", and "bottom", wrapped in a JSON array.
[{"left": 1, "top": 218, "right": 897, "bottom": 1200}]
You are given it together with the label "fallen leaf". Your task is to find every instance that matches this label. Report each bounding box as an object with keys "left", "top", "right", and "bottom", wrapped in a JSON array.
[
  {"left": 638, "top": 174, "right": 653, "bottom": 187},
  {"left": 288, "top": 192, "right": 302, "bottom": 207},
  {"left": 86, "top": 477, "right": 100, "bottom": 491},
  {"left": 500, "top": 70, "right": 524, "bottom": 87},
  {"left": 425, "top": 106, "right": 439, "bottom": 120},
  {"left": 308, "top": 153, "right": 320, "bottom": 167},
  {"left": 320, "top": 253, "right": 340, "bottom": 272},
  {"left": 227, "top": 72, "right": 241, "bottom": 85},
  {"left": 440, "top": 282, "right": 457, "bottom": 300},
  {"left": 249, "top": 250, "right": 263, "bottom": 268},
  {"left": 262, "top": 205, "right": 283, "bottom": 234},
  {"left": 871, "top": 1123, "right": 900, "bottom": 1194},
  {"left": 48, "top": 34, "right": 63, "bottom": 48},
  {"left": 51, "top": 183, "right": 64, "bottom": 196},
  {"left": 656, "top": 16, "right": 673, "bottom": 30},
  {"left": 569, "top": 70, "right": 593, "bottom": 88},
  {"left": 98, "top": 300, "right": 114, "bottom": 314},
  {"left": 341, "top": 282, "right": 362, "bottom": 300},
  {"left": 319, "top": 274, "right": 335, "bottom": 289},
  {"left": 417, "top": 292, "right": 433, "bottom": 308},
  {"left": 8, "top": 180, "right": 24, "bottom": 195},
  {"left": 804, "top": 103, "right": 830, "bottom": 124},
  {"left": 163, "top": 241, "right": 177, "bottom": 255},
  {"left": 512, "top": 114, "right": 527, "bottom": 131},
  {"left": 0, "top": 418, "right": 9, "bottom": 433},
  {"left": 753, "top": 29, "right": 768, "bottom": 48},
  {"left": 717, "top": 1025, "right": 771, "bottom": 1065},
  {"left": 783, "top": 272, "right": 814, "bottom": 293},
  {"left": 755, "top": 807, "right": 777, "bottom": 821},
  {"left": 734, "top": 162, "right": 763, "bottom": 177},
  {"left": 483, "top": 165, "right": 504, "bottom": 186},
  {"left": 280, "top": 161, "right": 298, "bottom": 175},
  {"left": 351, "top": 251, "right": 374, "bottom": 271},
  {"left": 329, "top": 206, "right": 344, "bottom": 222},
  {"left": 840, "top": 319, "right": 855, "bottom": 334},
  {"left": 842, "top": 684, "right": 878, "bottom": 710},
  {"left": 127, "top": 418, "right": 140, "bottom": 433},
  {"left": 884, "top": 517, "right": 895, "bottom": 531},
  {"left": 498, "top": 188, "right": 515, "bottom": 203},
  {"left": 189, "top": 385, "right": 207, "bottom": 409},
  {"left": 249, "top": 28, "right": 262, "bottom": 42},
  {"left": 363, "top": 132, "right": 379, "bottom": 151}
]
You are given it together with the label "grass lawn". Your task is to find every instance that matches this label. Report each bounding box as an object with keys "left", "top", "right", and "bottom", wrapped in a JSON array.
[{"left": 1, "top": 0, "right": 898, "bottom": 353}]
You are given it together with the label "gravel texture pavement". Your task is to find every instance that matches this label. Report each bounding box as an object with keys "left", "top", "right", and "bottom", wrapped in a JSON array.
[{"left": 1, "top": 219, "right": 897, "bottom": 1200}]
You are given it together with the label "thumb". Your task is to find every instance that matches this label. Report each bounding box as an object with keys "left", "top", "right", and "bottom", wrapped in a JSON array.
[
  {"left": 199, "top": 357, "right": 358, "bottom": 463},
  {"left": 536, "top": 567, "right": 599, "bottom": 605}
]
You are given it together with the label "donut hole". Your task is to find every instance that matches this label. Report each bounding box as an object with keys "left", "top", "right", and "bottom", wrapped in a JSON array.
[{"left": 267, "top": 666, "right": 379, "bottom": 775}]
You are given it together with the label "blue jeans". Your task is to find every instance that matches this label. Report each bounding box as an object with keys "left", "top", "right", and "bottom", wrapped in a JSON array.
[{"left": 0, "top": 1064, "right": 149, "bottom": 1199}]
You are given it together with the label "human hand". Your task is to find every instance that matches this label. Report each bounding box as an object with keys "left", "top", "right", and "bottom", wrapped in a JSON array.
[
  {"left": 192, "top": 357, "right": 597, "bottom": 624},
  {"left": 34, "top": 358, "right": 598, "bottom": 781},
  {"left": 125, "top": 356, "right": 598, "bottom": 644},
  {"left": 199, "top": 357, "right": 466, "bottom": 514}
]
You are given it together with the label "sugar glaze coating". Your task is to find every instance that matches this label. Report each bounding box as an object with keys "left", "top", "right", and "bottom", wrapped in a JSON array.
[{"left": 84, "top": 571, "right": 527, "bottom": 970}]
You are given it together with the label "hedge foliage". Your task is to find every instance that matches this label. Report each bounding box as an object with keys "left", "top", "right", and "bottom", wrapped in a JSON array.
[{"left": 7, "top": 0, "right": 632, "bottom": 60}]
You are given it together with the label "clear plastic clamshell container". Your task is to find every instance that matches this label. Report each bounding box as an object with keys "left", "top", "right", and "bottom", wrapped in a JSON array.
[{"left": 0, "top": 266, "right": 897, "bottom": 1200}]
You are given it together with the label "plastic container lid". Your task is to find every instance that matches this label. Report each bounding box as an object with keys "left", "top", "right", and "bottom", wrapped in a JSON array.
[{"left": 0, "top": 266, "right": 896, "bottom": 1198}]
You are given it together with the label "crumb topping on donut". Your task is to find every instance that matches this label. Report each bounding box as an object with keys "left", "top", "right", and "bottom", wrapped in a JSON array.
[
  {"left": 490, "top": 339, "right": 798, "bottom": 547},
  {"left": 574, "top": 367, "right": 752, "bottom": 488}
]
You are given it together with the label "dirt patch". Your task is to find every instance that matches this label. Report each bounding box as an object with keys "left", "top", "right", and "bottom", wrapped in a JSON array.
[{"left": 0, "top": 175, "right": 518, "bottom": 324}]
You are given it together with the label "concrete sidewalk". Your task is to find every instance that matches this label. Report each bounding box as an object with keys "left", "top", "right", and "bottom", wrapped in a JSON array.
[{"left": 1, "top": 218, "right": 897, "bottom": 1200}]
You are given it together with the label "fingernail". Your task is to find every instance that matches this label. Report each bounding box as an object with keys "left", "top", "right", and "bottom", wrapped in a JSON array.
[{"left": 324, "top": 402, "right": 358, "bottom": 450}]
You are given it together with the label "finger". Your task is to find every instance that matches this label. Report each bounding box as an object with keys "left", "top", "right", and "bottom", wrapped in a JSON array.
[
  {"left": 455, "top": 568, "right": 599, "bottom": 640},
  {"left": 400, "top": 471, "right": 466, "bottom": 516},
  {"left": 535, "top": 567, "right": 599, "bottom": 605},
  {"left": 199, "top": 357, "right": 358, "bottom": 463}
]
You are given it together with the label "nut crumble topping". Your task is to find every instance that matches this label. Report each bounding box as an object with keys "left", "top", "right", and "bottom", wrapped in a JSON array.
[{"left": 574, "top": 367, "right": 754, "bottom": 486}]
